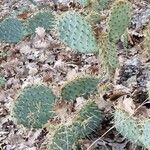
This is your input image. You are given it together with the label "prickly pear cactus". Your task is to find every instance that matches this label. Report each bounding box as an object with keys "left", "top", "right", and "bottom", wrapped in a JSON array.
[
  {"left": 86, "top": 10, "right": 101, "bottom": 24},
  {"left": 97, "top": 0, "right": 113, "bottom": 10},
  {"left": 142, "top": 120, "right": 150, "bottom": 149},
  {"left": 49, "top": 125, "right": 77, "bottom": 150},
  {"left": 13, "top": 85, "right": 57, "bottom": 128},
  {"left": 49, "top": 101, "right": 103, "bottom": 149},
  {"left": 144, "top": 24, "right": 150, "bottom": 53},
  {"left": 99, "top": 33, "right": 119, "bottom": 74},
  {"left": 89, "top": 0, "right": 112, "bottom": 12},
  {"left": 73, "top": 101, "right": 103, "bottom": 138},
  {"left": 114, "top": 109, "right": 143, "bottom": 145},
  {"left": 75, "top": 0, "right": 90, "bottom": 7},
  {"left": 0, "top": 77, "right": 6, "bottom": 87},
  {"left": 0, "top": 18, "right": 24, "bottom": 43},
  {"left": 61, "top": 77, "right": 99, "bottom": 102},
  {"left": 108, "top": 0, "right": 131, "bottom": 43},
  {"left": 57, "top": 11, "right": 98, "bottom": 53},
  {"left": 28, "top": 0, "right": 37, "bottom": 5},
  {"left": 25, "top": 11, "right": 55, "bottom": 35}
]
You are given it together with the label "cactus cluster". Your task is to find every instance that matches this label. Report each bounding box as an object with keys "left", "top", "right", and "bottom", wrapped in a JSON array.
[
  {"left": 12, "top": 77, "right": 103, "bottom": 149},
  {"left": 0, "top": 0, "right": 132, "bottom": 75},
  {"left": 56, "top": 0, "right": 131, "bottom": 72},
  {"left": 2, "top": 1, "right": 150, "bottom": 150},
  {"left": 114, "top": 108, "right": 150, "bottom": 149},
  {"left": 0, "top": 11, "right": 55, "bottom": 43}
]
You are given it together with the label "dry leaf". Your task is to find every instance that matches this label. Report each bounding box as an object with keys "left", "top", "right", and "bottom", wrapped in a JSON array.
[{"left": 35, "top": 27, "right": 46, "bottom": 39}]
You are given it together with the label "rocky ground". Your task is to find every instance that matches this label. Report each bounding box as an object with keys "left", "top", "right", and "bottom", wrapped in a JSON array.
[{"left": 0, "top": 0, "right": 150, "bottom": 150}]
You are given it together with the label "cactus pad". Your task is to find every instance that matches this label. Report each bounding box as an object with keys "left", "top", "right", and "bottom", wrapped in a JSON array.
[
  {"left": 58, "top": 11, "right": 98, "bottom": 53},
  {"left": 26, "top": 11, "right": 55, "bottom": 35},
  {"left": 75, "top": 0, "right": 90, "bottom": 7},
  {"left": 0, "top": 18, "right": 24, "bottom": 43},
  {"left": 108, "top": 0, "right": 131, "bottom": 43},
  {"left": 61, "top": 77, "right": 99, "bottom": 102},
  {"left": 13, "top": 85, "right": 57, "bottom": 128},
  {"left": 0, "top": 77, "right": 6, "bottom": 87},
  {"left": 99, "top": 34, "right": 119, "bottom": 74},
  {"left": 144, "top": 24, "right": 150, "bottom": 53},
  {"left": 143, "top": 120, "right": 150, "bottom": 149},
  {"left": 49, "top": 101, "right": 103, "bottom": 149},
  {"left": 114, "top": 109, "right": 142, "bottom": 145},
  {"left": 73, "top": 101, "right": 103, "bottom": 138},
  {"left": 86, "top": 11, "right": 101, "bottom": 24},
  {"left": 49, "top": 125, "right": 77, "bottom": 150},
  {"left": 90, "top": 0, "right": 112, "bottom": 12},
  {"left": 97, "top": 0, "right": 112, "bottom": 10}
]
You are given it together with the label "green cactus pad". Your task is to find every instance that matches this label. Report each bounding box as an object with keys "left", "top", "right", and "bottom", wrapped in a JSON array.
[
  {"left": 0, "top": 18, "right": 24, "bottom": 43},
  {"left": 0, "top": 77, "right": 6, "bottom": 87},
  {"left": 61, "top": 77, "right": 99, "bottom": 102},
  {"left": 144, "top": 24, "right": 150, "bottom": 53},
  {"left": 73, "top": 101, "right": 103, "bottom": 138},
  {"left": 58, "top": 11, "right": 98, "bottom": 53},
  {"left": 108, "top": 0, "right": 131, "bottom": 43},
  {"left": 86, "top": 11, "right": 101, "bottom": 24},
  {"left": 99, "top": 33, "right": 119, "bottom": 74},
  {"left": 142, "top": 120, "right": 150, "bottom": 149},
  {"left": 75, "top": 0, "right": 90, "bottom": 7},
  {"left": 25, "top": 11, "right": 55, "bottom": 35},
  {"left": 49, "top": 125, "right": 77, "bottom": 150},
  {"left": 49, "top": 102, "right": 103, "bottom": 149},
  {"left": 114, "top": 109, "right": 142, "bottom": 145},
  {"left": 97, "top": 0, "right": 112, "bottom": 10},
  {"left": 13, "top": 85, "right": 57, "bottom": 128},
  {"left": 90, "top": 0, "right": 113, "bottom": 12}
]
